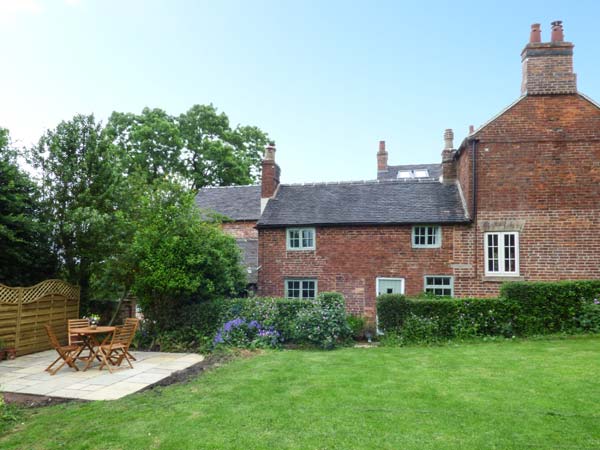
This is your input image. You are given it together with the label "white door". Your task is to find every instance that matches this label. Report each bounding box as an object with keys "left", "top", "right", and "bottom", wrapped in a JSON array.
[{"left": 376, "top": 278, "right": 405, "bottom": 296}]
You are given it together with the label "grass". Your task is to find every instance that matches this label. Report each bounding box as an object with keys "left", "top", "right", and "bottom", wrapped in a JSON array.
[{"left": 2, "top": 336, "right": 600, "bottom": 449}]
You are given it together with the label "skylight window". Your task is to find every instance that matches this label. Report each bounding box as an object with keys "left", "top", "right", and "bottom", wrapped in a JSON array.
[{"left": 397, "top": 169, "right": 429, "bottom": 179}]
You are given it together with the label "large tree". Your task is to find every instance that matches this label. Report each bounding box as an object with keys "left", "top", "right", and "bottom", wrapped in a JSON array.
[
  {"left": 0, "top": 129, "right": 56, "bottom": 285},
  {"left": 29, "top": 115, "right": 124, "bottom": 306},
  {"left": 178, "top": 104, "right": 269, "bottom": 189},
  {"left": 104, "top": 108, "right": 183, "bottom": 184}
]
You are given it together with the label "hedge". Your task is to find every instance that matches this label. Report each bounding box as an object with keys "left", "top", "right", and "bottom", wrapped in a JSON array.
[{"left": 377, "top": 280, "right": 600, "bottom": 341}]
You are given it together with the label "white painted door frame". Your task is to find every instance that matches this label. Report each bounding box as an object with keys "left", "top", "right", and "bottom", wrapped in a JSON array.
[{"left": 375, "top": 277, "right": 405, "bottom": 334}]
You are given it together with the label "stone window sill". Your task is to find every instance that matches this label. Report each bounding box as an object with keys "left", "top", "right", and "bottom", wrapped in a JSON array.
[{"left": 482, "top": 276, "right": 525, "bottom": 283}]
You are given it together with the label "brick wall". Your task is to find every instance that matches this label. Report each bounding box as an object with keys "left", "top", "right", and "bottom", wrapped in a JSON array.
[
  {"left": 450, "top": 93, "right": 600, "bottom": 297},
  {"left": 221, "top": 221, "right": 257, "bottom": 239},
  {"left": 258, "top": 225, "right": 457, "bottom": 318}
]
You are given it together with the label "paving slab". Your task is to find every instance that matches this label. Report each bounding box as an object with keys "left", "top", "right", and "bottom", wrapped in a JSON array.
[{"left": 0, "top": 350, "right": 203, "bottom": 401}]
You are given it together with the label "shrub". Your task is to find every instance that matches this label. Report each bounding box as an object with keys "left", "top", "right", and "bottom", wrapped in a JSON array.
[
  {"left": 398, "top": 314, "right": 442, "bottom": 344},
  {"left": 575, "top": 298, "right": 600, "bottom": 333},
  {"left": 293, "top": 292, "right": 351, "bottom": 349},
  {"left": 213, "top": 317, "right": 280, "bottom": 349},
  {"left": 347, "top": 315, "right": 367, "bottom": 340},
  {"left": 500, "top": 280, "right": 600, "bottom": 334},
  {"left": 376, "top": 280, "right": 600, "bottom": 344}
]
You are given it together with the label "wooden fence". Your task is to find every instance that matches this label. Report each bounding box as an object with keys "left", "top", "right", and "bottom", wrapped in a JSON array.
[{"left": 0, "top": 280, "right": 80, "bottom": 356}]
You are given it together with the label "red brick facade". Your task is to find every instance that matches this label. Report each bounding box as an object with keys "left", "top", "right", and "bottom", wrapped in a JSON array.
[
  {"left": 256, "top": 23, "right": 600, "bottom": 318},
  {"left": 221, "top": 221, "right": 258, "bottom": 239}
]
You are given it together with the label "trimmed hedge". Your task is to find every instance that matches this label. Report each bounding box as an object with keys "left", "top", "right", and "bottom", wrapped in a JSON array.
[{"left": 377, "top": 280, "right": 600, "bottom": 342}]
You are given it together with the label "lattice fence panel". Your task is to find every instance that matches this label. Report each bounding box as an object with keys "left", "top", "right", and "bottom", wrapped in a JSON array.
[{"left": 0, "top": 280, "right": 80, "bottom": 356}]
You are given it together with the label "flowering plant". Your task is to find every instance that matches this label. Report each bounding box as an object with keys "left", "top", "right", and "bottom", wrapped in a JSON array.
[
  {"left": 213, "top": 317, "right": 280, "bottom": 349},
  {"left": 85, "top": 314, "right": 101, "bottom": 325}
]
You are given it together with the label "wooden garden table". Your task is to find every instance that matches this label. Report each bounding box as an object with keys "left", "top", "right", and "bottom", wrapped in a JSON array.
[{"left": 73, "top": 326, "right": 116, "bottom": 371}]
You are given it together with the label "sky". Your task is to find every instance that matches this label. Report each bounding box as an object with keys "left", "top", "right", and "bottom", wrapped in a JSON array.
[{"left": 1, "top": 0, "right": 599, "bottom": 184}]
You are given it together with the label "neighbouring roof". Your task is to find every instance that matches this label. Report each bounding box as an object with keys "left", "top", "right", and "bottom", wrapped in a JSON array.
[
  {"left": 237, "top": 239, "right": 258, "bottom": 284},
  {"left": 195, "top": 185, "right": 261, "bottom": 221},
  {"left": 378, "top": 163, "right": 442, "bottom": 180},
  {"left": 257, "top": 179, "right": 469, "bottom": 228}
]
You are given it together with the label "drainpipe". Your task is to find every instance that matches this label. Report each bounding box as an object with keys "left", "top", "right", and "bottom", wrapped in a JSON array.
[{"left": 471, "top": 139, "right": 478, "bottom": 279}]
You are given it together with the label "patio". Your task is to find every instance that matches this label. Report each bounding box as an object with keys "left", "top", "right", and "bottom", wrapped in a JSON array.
[{"left": 0, "top": 350, "right": 204, "bottom": 401}]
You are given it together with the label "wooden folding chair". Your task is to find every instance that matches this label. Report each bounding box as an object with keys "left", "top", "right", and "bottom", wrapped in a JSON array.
[
  {"left": 98, "top": 320, "right": 138, "bottom": 373},
  {"left": 68, "top": 318, "right": 93, "bottom": 360},
  {"left": 44, "top": 324, "right": 83, "bottom": 375},
  {"left": 123, "top": 318, "right": 140, "bottom": 361}
]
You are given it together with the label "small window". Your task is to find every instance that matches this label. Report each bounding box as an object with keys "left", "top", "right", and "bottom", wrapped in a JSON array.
[
  {"left": 484, "top": 232, "right": 519, "bottom": 276},
  {"left": 424, "top": 276, "right": 453, "bottom": 297},
  {"left": 398, "top": 169, "right": 429, "bottom": 179},
  {"left": 287, "top": 228, "right": 315, "bottom": 250},
  {"left": 285, "top": 279, "right": 317, "bottom": 299},
  {"left": 412, "top": 226, "right": 441, "bottom": 248}
]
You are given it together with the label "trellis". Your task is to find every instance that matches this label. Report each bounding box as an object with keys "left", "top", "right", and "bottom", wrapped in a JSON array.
[{"left": 0, "top": 280, "right": 80, "bottom": 356}]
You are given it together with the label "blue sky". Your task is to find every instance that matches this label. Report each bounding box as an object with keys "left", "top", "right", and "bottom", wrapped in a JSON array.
[{"left": 1, "top": 0, "right": 599, "bottom": 183}]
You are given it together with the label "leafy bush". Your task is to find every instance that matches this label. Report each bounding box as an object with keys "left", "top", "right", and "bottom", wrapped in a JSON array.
[
  {"left": 0, "top": 395, "right": 21, "bottom": 434},
  {"left": 347, "top": 315, "right": 367, "bottom": 340},
  {"left": 213, "top": 318, "right": 280, "bottom": 349},
  {"left": 377, "top": 280, "right": 600, "bottom": 344},
  {"left": 575, "top": 298, "right": 600, "bottom": 333},
  {"left": 398, "top": 314, "right": 442, "bottom": 344},
  {"left": 293, "top": 292, "right": 351, "bottom": 349},
  {"left": 500, "top": 280, "right": 600, "bottom": 334}
]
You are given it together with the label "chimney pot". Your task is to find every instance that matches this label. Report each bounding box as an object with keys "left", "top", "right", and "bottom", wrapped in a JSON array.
[
  {"left": 530, "top": 23, "right": 541, "bottom": 43},
  {"left": 443, "top": 128, "right": 454, "bottom": 150},
  {"left": 551, "top": 20, "right": 564, "bottom": 42},
  {"left": 378, "top": 140, "right": 386, "bottom": 152},
  {"left": 469, "top": 125, "right": 475, "bottom": 134},
  {"left": 264, "top": 143, "right": 276, "bottom": 161}
]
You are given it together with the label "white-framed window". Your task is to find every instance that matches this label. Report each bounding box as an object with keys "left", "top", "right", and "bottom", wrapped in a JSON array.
[
  {"left": 398, "top": 169, "right": 429, "bottom": 179},
  {"left": 484, "top": 232, "right": 519, "bottom": 276},
  {"left": 424, "top": 276, "right": 454, "bottom": 296},
  {"left": 285, "top": 279, "right": 317, "bottom": 299},
  {"left": 286, "top": 228, "right": 315, "bottom": 250},
  {"left": 412, "top": 225, "right": 441, "bottom": 248}
]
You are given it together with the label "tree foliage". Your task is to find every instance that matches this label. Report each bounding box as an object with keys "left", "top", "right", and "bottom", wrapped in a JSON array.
[
  {"left": 29, "top": 115, "right": 124, "bottom": 305},
  {"left": 127, "top": 182, "right": 246, "bottom": 328},
  {"left": 0, "top": 129, "right": 56, "bottom": 285}
]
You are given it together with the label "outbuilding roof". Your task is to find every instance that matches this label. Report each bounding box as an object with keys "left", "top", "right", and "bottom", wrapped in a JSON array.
[
  {"left": 257, "top": 179, "right": 469, "bottom": 228},
  {"left": 195, "top": 185, "right": 261, "bottom": 221}
]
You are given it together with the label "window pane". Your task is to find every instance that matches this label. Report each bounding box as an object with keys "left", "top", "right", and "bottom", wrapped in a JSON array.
[
  {"left": 288, "top": 230, "right": 300, "bottom": 248},
  {"left": 487, "top": 234, "right": 499, "bottom": 272},
  {"left": 302, "top": 280, "right": 315, "bottom": 299},
  {"left": 302, "top": 229, "right": 313, "bottom": 248},
  {"left": 424, "top": 276, "right": 452, "bottom": 297}
]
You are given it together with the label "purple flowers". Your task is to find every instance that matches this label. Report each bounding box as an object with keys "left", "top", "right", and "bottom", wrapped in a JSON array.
[{"left": 213, "top": 317, "right": 281, "bottom": 348}]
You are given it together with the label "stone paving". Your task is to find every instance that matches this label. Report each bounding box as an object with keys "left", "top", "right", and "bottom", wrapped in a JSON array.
[{"left": 0, "top": 350, "right": 204, "bottom": 401}]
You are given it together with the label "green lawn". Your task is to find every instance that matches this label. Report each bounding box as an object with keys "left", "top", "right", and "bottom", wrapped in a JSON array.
[{"left": 2, "top": 336, "right": 600, "bottom": 449}]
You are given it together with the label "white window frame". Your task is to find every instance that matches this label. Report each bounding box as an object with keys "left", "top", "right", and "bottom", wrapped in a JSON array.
[
  {"left": 424, "top": 275, "right": 454, "bottom": 297},
  {"left": 376, "top": 277, "right": 405, "bottom": 296},
  {"left": 285, "top": 278, "right": 317, "bottom": 299},
  {"left": 484, "top": 231, "right": 520, "bottom": 276},
  {"left": 412, "top": 225, "right": 441, "bottom": 248},
  {"left": 286, "top": 227, "right": 316, "bottom": 251}
]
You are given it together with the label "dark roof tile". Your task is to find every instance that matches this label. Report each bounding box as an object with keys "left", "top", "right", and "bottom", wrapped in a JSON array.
[
  {"left": 258, "top": 180, "right": 468, "bottom": 227},
  {"left": 195, "top": 185, "right": 261, "bottom": 221}
]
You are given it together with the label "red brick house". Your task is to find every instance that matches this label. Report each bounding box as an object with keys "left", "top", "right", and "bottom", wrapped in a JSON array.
[{"left": 197, "top": 21, "right": 600, "bottom": 318}]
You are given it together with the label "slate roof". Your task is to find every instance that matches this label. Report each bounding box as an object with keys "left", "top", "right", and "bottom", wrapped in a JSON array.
[
  {"left": 195, "top": 185, "right": 261, "bottom": 221},
  {"left": 257, "top": 179, "right": 469, "bottom": 228},
  {"left": 237, "top": 239, "right": 258, "bottom": 284},
  {"left": 378, "top": 163, "right": 442, "bottom": 180}
]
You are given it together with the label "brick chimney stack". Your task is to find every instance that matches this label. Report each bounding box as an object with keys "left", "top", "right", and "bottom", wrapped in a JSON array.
[
  {"left": 521, "top": 21, "right": 577, "bottom": 95},
  {"left": 261, "top": 143, "right": 280, "bottom": 205},
  {"left": 377, "top": 140, "right": 388, "bottom": 172},
  {"left": 441, "top": 129, "right": 456, "bottom": 184}
]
